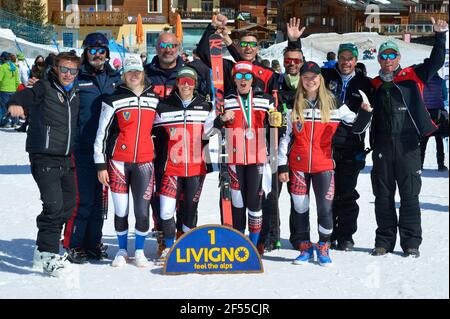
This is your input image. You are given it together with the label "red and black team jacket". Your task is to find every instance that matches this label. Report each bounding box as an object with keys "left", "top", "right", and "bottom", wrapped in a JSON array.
[
  {"left": 205, "top": 90, "right": 275, "bottom": 165},
  {"left": 279, "top": 99, "right": 372, "bottom": 174},
  {"left": 94, "top": 84, "right": 159, "bottom": 171},
  {"left": 370, "top": 31, "right": 446, "bottom": 145},
  {"left": 153, "top": 92, "right": 213, "bottom": 177}
]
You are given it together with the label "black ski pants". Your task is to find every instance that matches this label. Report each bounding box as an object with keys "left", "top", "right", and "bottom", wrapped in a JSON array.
[
  {"left": 371, "top": 136, "right": 422, "bottom": 252},
  {"left": 30, "top": 154, "right": 77, "bottom": 254},
  {"left": 331, "top": 147, "right": 365, "bottom": 243}
]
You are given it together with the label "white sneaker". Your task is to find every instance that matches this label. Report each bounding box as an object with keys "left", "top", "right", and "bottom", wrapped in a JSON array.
[
  {"left": 40, "top": 252, "right": 72, "bottom": 277},
  {"left": 134, "top": 249, "right": 150, "bottom": 268},
  {"left": 111, "top": 249, "right": 128, "bottom": 267},
  {"left": 32, "top": 247, "right": 43, "bottom": 270},
  {"left": 155, "top": 248, "right": 170, "bottom": 266}
]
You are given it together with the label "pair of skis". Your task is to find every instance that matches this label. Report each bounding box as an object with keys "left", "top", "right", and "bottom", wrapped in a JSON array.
[{"left": 209, "top": 34, "right": 233, "bottom": 227}]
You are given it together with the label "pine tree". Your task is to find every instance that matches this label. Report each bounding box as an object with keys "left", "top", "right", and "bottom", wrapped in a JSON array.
[
  {"left": 21, "top": 0, "right": 46, "bottom": 25},
  {"left": 0, "top": 0, "right": 22, "bottom": 14}
]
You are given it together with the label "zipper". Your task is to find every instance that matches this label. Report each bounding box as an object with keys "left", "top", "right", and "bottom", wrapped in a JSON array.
[
  {"left": 134, "top": 97, "right": 142, "bottom": 163},
  {"left": 65, "top": 98, "right": 71, "bottom": 156},
  {"left": 393, "top": 83, "right": 420, "bottom": 135},
  {"left": 307, "top": 100, "right": 318, "bottom": 173},
  {"left": 184, "top": 110, "right": 189, "bottom": 177},
  {"left": 45, "top": 126, "right": 51, "bottom": 149},
  {"left": 308, "top": 110, "right": 315, "bottom": 173}
]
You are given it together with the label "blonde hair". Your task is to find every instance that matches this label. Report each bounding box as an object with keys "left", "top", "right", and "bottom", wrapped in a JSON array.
[{"left": 292, "top": 74, "right": 337, "bottom": 124}]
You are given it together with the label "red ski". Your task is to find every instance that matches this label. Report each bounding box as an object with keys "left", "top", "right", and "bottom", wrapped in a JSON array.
[{"left": 209, "top": 33, "right": 233, "bottom": 227}]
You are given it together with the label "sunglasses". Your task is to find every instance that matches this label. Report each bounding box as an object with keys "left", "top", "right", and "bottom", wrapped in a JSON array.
[
  {"left": 284, "top": 58, "right": 302, "bottom": 65},
  {"left": 88, "top": 47, "right": 107, "bottom": 55},
  {"left": 159, "top": 42, "right": 178, "bottom": 49},
  {"left": 178, "top": 77, "right": 196, "bottom": 86},
  {"left": 235, "top": 73, "right": 253, "bottom": 80},
  {"left": 379, "top": 53, "right": 398, "bottom": 60},
  {"left": 239, "top": 41, "right": 258, "bottom": 48},
  {"left": 58, "top": 66, "right": 79, "bottom": 75}
]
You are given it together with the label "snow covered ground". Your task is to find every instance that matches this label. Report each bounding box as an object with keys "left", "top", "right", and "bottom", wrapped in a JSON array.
[
  {"left": 0, "top": 31, "right": 448, "bottom": 299},
  {"left": 0, "top": 129, "right": 448, "bottom": 299}
]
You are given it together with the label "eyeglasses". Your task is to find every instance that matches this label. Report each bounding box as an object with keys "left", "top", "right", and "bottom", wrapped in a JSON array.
[
  {"left": 88, "top": 47, "right": 107, "bottom": 55},
  {"left": 284, "top": 58, "right": 302, "bottom": 65},
  {"left": 239, "top": 41, "right": 258, "bottom": 48},
  {"left": 234, "top": 73, "right": 253, "bottom": 80},
  {"left": 58, "top": 66, "right": 79, "bottom": 75},
  {"left": 178, "top": 77, "right": 196, "bottom": 86},
  {"left": 379, "top": 53, "right": 398, "bottom": 61},
  {"left": 159, "top": 42, "right": 178, "bottom": 50}
]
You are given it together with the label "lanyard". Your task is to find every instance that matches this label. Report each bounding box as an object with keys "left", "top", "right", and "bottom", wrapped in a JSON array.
[{"left": 237, "top": 89, "right": 253, "bottom": 130}]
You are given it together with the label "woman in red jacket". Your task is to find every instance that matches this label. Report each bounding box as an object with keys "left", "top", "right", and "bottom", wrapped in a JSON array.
[
  {"left": 94, "top": 57, "right": 159, "bottom": 268},
  {"left": 278, "top": 61, "right": 372, "bottom": 266},
  {"left": 205, "top": 61, "right": 280, "bottom": 246},
  {"left": 153, "top": 67, "right": 214, "bottom": 263}
]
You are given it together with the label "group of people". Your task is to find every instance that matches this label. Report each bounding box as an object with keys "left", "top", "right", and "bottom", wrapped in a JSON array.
[{"left": 6, "top": 15, "right": 448, "bottom": 276}]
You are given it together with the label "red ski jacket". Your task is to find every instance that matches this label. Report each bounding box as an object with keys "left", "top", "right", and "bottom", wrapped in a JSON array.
[
  {"left": 153, "top": 92, "right": 213, "bottom": 177},
  {"left": 206, "top": 90, "right": 275, "bottom": 165},
  {"left": 279, "top": 100, "right": 371, "bottom": 173},
  {"left": 94, "top": 85, "right": 159, "bottom": 170}
]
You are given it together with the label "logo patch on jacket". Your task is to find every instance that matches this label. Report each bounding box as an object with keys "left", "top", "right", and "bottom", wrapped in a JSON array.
[
  {"left": 123, "top": 111, "right": 131, "bottom": 121},
  {"left": 57, "top": 92, "right": 64, "bottom": 103},
  {"left": 169, "top": 127, "right": 177, "bottom": 137},
  {"left": 296, "top": 121, "right": 303, "bottom": 132}
]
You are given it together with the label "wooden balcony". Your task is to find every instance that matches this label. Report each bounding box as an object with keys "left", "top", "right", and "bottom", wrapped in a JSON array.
[
  {"left": 52, "top": 11, "right": 128, "bottom": 26},
  {"left": 266, "top": 9, "right": 278, "bottom": 17},
  {"left": 179, "top": 8, "right": 236, "bottom": 21},
  {"left": 410, "top": 12, "right": 448, "bottom": 24}
]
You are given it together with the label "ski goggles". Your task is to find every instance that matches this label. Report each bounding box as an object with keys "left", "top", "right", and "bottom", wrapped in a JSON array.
[
  {"left": 239, "top": 41, "right": 258, "bottom": 48},
  {"left": 87, "top": 47, "right": 107, "bottom": 55},
  {"left": 159, "top": 42, "right": 178, "bottom": 50},
  {"left": 58, "top": 66, "right": 79, "bottom": 75},
  {"left": 284, "top": 58, "right": 302, "bottom": 65},
  {"left": 379, "top": 52, "right": 398, "bottom": 61},
  {"left": 177, "top": 77, "right": 196, "bottom": 86},
  {"left": 234, "top": 72, "right": 253, "bottom": 80}
]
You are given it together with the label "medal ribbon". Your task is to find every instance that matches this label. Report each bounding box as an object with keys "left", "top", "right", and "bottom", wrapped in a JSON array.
[{"left": 237, "top": 88, "right": 253, "bottom": 132}]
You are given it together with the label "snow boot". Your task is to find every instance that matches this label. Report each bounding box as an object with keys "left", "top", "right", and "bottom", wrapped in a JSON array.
[
  {"left": 404, "top": 248, "right": 420, "bottom": 258},
  {"left": 111, "top": 249, "right": 128, "bottom": 267},
  {"left": 371, "top": 247, "right": 388, "bottom": 256},
  {"left": 66, "top": 247, "right": 88, "bottom": 264},
  {"left": 86, "top": 243, "right": 108, "bottom": 260},
  {"left": 315, "top": 242, "right": 332, "bottom": 267},
  {"left": 134, "top": 249, "right": 150, "bottom": 268},
  {"left": 41, "top": 252, "right": 72, "bottom": 277},
  {"left": 293, "top": 241, "right": 314, "bottom": 265}
]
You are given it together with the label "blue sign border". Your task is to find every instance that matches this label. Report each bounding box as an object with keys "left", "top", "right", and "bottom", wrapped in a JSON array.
[{"left": 163, "top": 224, "right": 264, "bottom": 275}]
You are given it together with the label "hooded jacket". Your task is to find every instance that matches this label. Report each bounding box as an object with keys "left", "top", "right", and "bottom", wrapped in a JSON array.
[{"left": 0, "top": 61, "right": 20, "bottom": 93}]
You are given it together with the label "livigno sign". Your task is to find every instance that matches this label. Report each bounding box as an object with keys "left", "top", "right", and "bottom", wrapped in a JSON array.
[{"left": 163, "top": 225, "right": 263, "bottom": 275}]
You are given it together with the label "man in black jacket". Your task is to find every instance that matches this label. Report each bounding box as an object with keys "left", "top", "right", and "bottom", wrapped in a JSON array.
[
  {"left": 370, "top": 18, "right": 448, "bottom": 258},
  {"left": 321, "top": 43, "right": 374, "bottom": 251},
  {"left": 258, "top": 44, "right": 305, "bottom": 253},
  {"left": 8, "top": 52, "right": 81, "bottom": 277}
]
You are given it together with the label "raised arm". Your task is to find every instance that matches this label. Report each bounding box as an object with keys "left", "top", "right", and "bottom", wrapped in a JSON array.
[{"left": 414, "top": 17, "right": 448, "bottom": 84}]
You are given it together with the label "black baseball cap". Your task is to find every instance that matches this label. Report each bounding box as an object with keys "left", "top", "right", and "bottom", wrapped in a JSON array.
[{"left": 300, "top": 61, "right": 321, "bottom": 76}]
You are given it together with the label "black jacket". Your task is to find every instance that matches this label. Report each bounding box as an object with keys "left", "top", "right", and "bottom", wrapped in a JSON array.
[
  {"left": 197, "top": 24, "right": 280, "bottom": 96},
  {"left": 8, "top": 71, "right": 80, "bottom": 156},
  {"left": 370, "top": 31, "right": 446, "bottom": 146},
  {"left": 321, "top": 66, "right": 374, "bottom": 150}
]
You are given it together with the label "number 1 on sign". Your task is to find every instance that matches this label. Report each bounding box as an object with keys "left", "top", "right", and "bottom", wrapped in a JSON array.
[{"left": 208, "top": 230, "right": 216, "bottom": 245}]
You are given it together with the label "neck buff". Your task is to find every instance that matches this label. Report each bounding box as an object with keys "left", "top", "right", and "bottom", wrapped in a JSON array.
[{"left": 284, "top": 73, "right": 299, "bottom": 90}]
